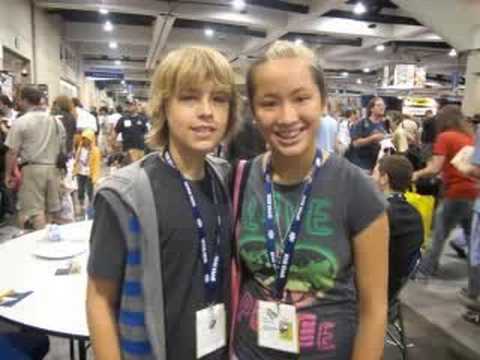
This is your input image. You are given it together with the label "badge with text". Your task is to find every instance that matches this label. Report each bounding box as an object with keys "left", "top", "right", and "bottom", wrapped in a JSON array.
[
  {"left": 258, "top": 300, "right": 299, "bottom": 354},
  {"left": 124, "top": 119, "right": 132, "bottom": 128},
  {"left": 196, "top": 303, "right": 226, "bottom": 359}
]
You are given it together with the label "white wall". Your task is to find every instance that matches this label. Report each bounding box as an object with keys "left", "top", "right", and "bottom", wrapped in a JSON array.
[
  {"left": 0, "top": 0, "right": 34, "bottom": 63},
  {"left": 0, "top": 0, "right": 83, "bottom": 103}
]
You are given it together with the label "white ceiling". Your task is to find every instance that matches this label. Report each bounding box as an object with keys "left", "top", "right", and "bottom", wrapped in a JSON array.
[{"left": 34, "top": 0, "right": 478, "bottom": 97}]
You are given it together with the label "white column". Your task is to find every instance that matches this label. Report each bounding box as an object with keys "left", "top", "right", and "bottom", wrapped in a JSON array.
[{"left": 463, "top": 51, "right": 480, "bottom": 116}]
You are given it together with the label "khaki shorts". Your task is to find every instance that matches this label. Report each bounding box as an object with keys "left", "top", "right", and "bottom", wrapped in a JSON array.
[{"left": 18, "top": 165, "right": 62, "bottom": 220}]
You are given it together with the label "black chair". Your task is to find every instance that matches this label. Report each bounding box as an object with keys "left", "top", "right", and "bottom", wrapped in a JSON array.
[{"left": 386, "top": 249, "right": 422, "bottom": 360}]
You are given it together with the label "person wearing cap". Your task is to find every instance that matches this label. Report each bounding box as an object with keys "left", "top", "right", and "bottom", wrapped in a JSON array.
[{"left": 113, "top": 101, "right": 149, "bottom": 162}]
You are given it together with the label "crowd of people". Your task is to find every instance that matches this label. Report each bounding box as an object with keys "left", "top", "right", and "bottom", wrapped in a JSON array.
[
  {"left": 0, "top": 91, "right": 149, "bottom": 229},
  {"left": 0, "top": 40, "right": 479, "bottom": 359}
]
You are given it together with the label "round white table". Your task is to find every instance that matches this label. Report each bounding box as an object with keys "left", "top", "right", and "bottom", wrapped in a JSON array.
[{"left": 0, "top": 221, "right": 92, "bottom": 359}]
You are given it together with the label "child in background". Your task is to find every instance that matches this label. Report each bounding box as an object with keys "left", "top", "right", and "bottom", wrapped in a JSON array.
[{"left": 74, "top": 129, "right": 101, "bottom": 213}]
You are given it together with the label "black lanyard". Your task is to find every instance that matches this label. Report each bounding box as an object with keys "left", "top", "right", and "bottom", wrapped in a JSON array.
[
  {"left": 263, "top": 150, "right": 322, "bottom": 300},
  {"left": 163, "top": 150, "right": 222, "bottom": 304}
]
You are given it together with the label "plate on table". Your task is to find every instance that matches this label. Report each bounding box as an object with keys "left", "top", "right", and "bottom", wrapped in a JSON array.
[{"left": 32, "top": 239, "right": 87, "bottom": 260}]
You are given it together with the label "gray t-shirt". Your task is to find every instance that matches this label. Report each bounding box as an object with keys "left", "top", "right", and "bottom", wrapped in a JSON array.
[
  {"left": 88, "top": 155, "right": 231, "bottom": 360},
  {"left": 5, "top": 109, "right": 65, "bottom": 164},
  {"left": 233, "top": 154, "right": 387, "bottom": 359}
]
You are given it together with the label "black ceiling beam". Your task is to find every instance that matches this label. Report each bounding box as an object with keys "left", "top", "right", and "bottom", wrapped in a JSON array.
[
  {"left": 324, "top": 69, "right": 379, "bottom": 75},
  {"left": 84, "top": 55, "right": 147, "bottom": 62},
  {"left": 387, "top": 41, "right": 451, "bottom": 49},
  {"left": 174, "top": 19, "right": 266, "bottom": 38},
  {"left": 48, "top": 9, "right": 155, "bottom": 26},
  {"left": 323, "top": 9, "right": 421, "bottom": 26},
  {"left": 246, "top": 0, "right": 309, "bottom": 14},
  {"left": 283, "top": 33, "right": 363, "bottom": 47},
  {"left": 345, "top": 0, "right": 399, "bottom": 11}
]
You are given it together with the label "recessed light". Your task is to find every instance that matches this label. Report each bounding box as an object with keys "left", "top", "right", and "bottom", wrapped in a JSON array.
[
  {"left": 356, "top": 78, "right": 363, "bottom": 84},
  {"left": 295, "top": 38, "right": 303, "bottom": 45},
  {"left": 104, "top": 21, "right": 113, "bottom": 32},
  {"left": 115, "top": 60, "right": 121, "bottom": 65},
  {"left": 353, "top": 2, "right": 367, "bottom": 15},
  {"left": 375, "top": 44, "right": 385, "bottom": 52},
  {"left": 449, "top": 48, "right": 457, "bottom": 57},
  {"left": 99, "top": 8, "right": 109, "bottom": 15},
  {"left": 341, "top": 72, "right": 349, "bottom": 77},
  {"left": 204, "top": 28, "right": 214, "bottom": 37},
  {"left": 232, "top": 0, "right": 246, "bottom": 11},
  {"left": 363, "top": 67, "right": 371, "bottom": 73},
  {"left": 109, "top": 41, "right": 118, "bottom": 49}
]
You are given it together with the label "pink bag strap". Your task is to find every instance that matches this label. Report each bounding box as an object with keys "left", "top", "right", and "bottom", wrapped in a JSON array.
[{"left": 233, "top": 160, "right": 247, "bottom": 223}]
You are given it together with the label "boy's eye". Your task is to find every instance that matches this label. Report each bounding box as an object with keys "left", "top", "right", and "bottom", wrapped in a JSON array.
[{"left": 213, "top": 95, "right": 229, "bottom": 103}]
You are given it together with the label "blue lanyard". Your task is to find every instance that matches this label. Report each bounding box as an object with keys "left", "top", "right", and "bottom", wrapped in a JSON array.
[
  {"left": 264, "top": 150, "right": 322, "bottom": 300},
  {"left": 163, "top": 150, "right": 222, "bottom": 304}
]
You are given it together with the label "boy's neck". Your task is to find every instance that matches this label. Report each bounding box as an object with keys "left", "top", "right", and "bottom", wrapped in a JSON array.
[{"left": 168, "top": 141, "right": 205, "bottom": 181}]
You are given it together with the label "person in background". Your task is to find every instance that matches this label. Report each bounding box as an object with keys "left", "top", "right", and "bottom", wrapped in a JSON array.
[
  {"left": 316, "top": 101, "right": 338, "bottom": 153},
  {"left": 86, "top": 46, "right": 239, "bottom": 360},
  {"left": 392, "top": 116, "right": 424, "bottom": 170},
  {"left": 72, "top": 98, "right": 98, "bottom": 134},
  {"left": 0, "top": 95, "right": 17, "bottom": 127},
  {"left": 113, "top": 100, "right": 149, "bottom": 162},
  {"left": 372, "top": 155, "right": 423, "bottom": 301},
  {"left": 73, "top": 129, "right": 101, "bottom": 213},
  {"left": 52, "top": 96, "right": 76, "bottom": 156},
  {"left": 421, "top": 99, "right": 448, "bottom": 159},
  {"left": 414, "top": 105, "right": 477, "bottom": 277},
  {"left": 336, "top": 109, "right": 357, "bottom": 156},
  {"left": 349, "top": 96, "right": 388, "bottom": 172},
  {"left": 107, "top": 105, "right": 123, "bottom": 153},
  {"left": 4, "top": 87, "right": 66, "bottom": 229},
  {"left": 233, "top": 40, "right": 388, "bottom": 360},
  {"left": 451, "top": 125, "right": 480, "bottom": 317}
]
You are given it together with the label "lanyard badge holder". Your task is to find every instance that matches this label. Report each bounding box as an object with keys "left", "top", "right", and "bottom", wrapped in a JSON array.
[
  {"left": 163, "top": 150, "right": 226, "bottom": 359},
  {"left": 258, "top": 150, "right": 322, "bottom": 354}
]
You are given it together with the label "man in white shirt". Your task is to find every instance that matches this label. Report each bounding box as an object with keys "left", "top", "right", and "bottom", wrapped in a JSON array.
[{"left": 72, "top": 98, "right": 97, "bottom": 133}]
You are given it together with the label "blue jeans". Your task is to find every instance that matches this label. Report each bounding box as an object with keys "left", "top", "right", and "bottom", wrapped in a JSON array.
[
  {"left": 418, "top": 198, "right": 474, "bottom": 275},
  {"left": 469, "top": 212, "right": 480, "bottom": 297}
]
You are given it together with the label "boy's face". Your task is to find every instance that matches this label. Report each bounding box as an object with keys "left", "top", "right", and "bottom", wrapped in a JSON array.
[{"left": 165, "top": 80, "right": 230, "bottom": 156}]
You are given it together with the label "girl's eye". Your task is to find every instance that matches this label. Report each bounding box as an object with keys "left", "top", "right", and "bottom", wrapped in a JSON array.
[
  {"left": 296, "top": 96, "right": 310, "bottom": 103},
  {"left": 259, "top": 100, "right": 277, "bottom": 108},
  {"left": 179, "top": 95, "right": 196, "bottom": 101}
]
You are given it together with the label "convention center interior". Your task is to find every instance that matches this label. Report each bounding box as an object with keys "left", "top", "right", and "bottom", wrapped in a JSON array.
[{"left": 1, "top": 0, "right": 480, "bottom": 359}]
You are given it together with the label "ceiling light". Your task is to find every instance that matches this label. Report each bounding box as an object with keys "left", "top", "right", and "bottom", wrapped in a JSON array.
[
  {"left": 104, "top": 21, "right": 113, "bottom": 32},
  {"left": 375, "top": 44, "right": 385, "bottom": 52},
  {"left": 109, "top": 41, "right": 118, "bottom": 49},
  {"left": 363, "top": 67, "right": 370, "bottom": 73},
  {"left": 356, "top": 78, "right": 363, "bottom": 84},
  {"left": 353, "top": 2, "right": 367, "bottom": 15},
  {"left": 115, "top": 60, "right": 121, "bottom": 65},
  {"left": 121, "top": 80, "right": 126, "bottom": 85},
  {"left": 99, "top": 8, "right": 109, "bottom": 15},
  {"left": 295, "top": 38, "right": 303, "bottom": 45},
  {"left": 341, "top": 72, "right": 349, "bottom": 77},
  {"left": 232, "top": 0, "right": 246, "bottom": 11},
  {"left": 204, "top": 28, "right": 214, "bottom": 37},
  {"left": 449, "top": 48, "right": 457, "bottom": 57}
]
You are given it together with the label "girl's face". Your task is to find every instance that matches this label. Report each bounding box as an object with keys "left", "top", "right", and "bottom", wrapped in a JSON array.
[
  {"left": 252, "top": 58, "right": 323, "bottom": 158},
  {"left": 166, "top": 81, "right": 230, "bottom": 156}
]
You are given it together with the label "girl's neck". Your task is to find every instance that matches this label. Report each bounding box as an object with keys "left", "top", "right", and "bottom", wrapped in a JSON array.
[
  {"left": 370, "top": 114, "right": 383, "bottom": 123},
  {"left": 270, "top": 144, "right": 318, "bottom": 185},
  {"left": 168, "top": 141, "right": 205, "bottom": 181}
]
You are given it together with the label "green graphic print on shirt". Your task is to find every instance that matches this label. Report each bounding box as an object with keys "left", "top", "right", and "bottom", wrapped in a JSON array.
[{"left": 240, "top": 184, "right": 339, "bottom": 303}]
